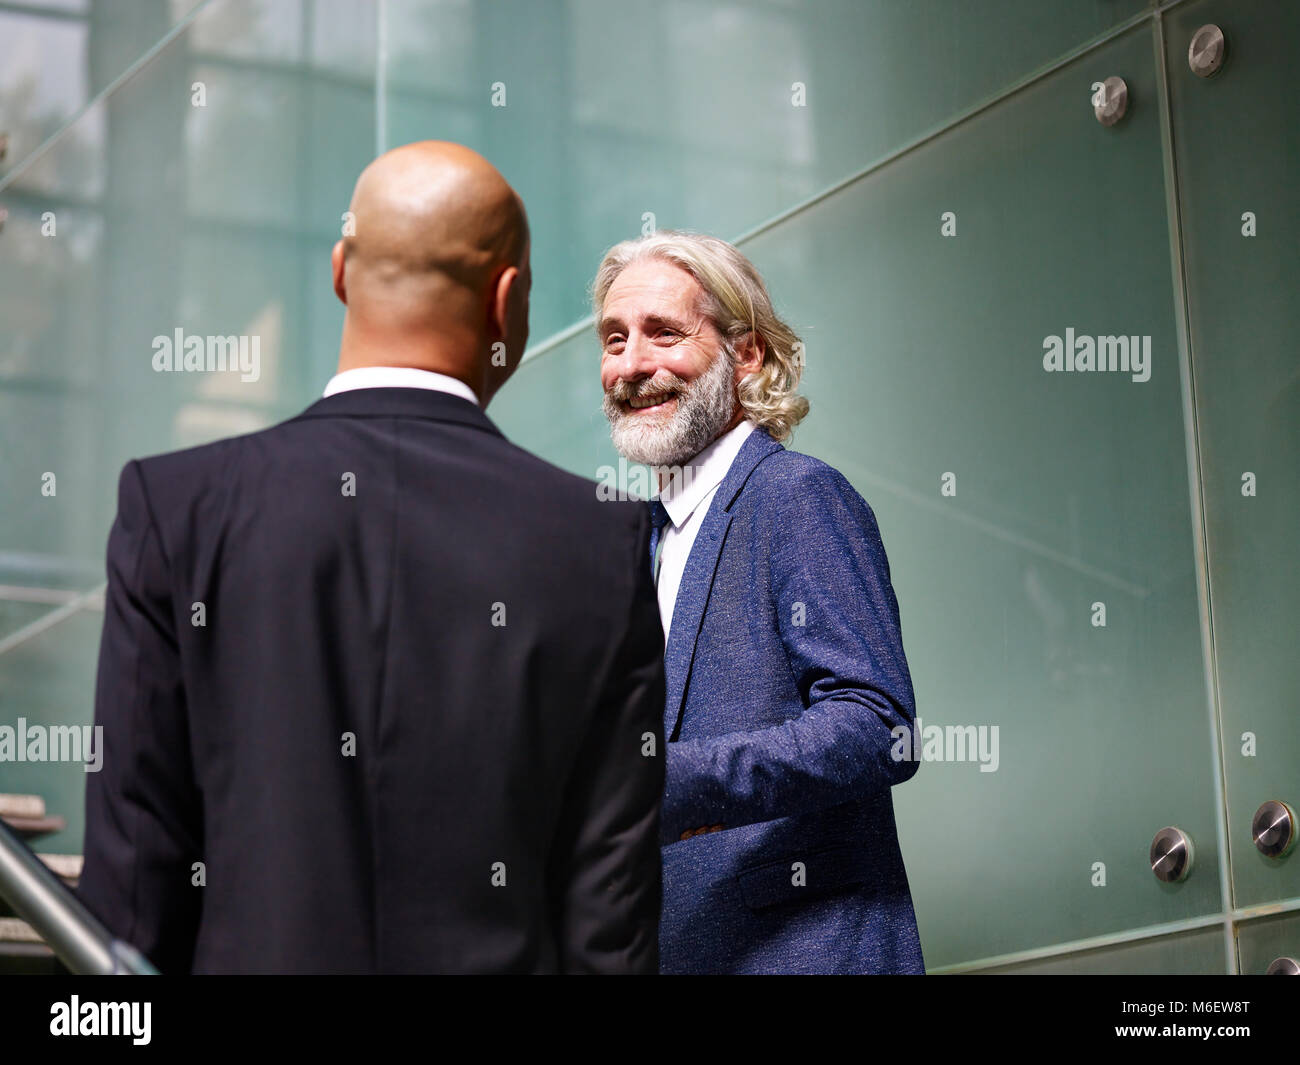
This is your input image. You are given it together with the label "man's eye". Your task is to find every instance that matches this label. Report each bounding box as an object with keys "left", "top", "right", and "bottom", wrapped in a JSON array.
[
  {"left": 604, "top": 336, "right": 625, "bottom": 351},
  {"left": 657, "top": 329, "right": 679, "bottom": 339}
]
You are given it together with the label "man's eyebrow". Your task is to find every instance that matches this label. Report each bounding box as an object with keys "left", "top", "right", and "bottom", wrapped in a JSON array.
[
  {"left": 598, "top": 310, "right": 693, "bottom": 337},
  {"left": 643, "top": 312, "right": 689, "bottom": 330}
]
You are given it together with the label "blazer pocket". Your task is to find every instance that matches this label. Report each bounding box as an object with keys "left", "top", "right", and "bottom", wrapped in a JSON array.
[{"left": 736, "top": 845, "right": 873, "bottom": 911}]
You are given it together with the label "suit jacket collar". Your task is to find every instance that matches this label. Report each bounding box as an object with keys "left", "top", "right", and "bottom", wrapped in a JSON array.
[
  {"left": 659, "top": 420, "right": 754, "bottom": 530},
  {"left": 662, "top": 426, "right": 784, "bottom": 740},
  {"left": 714, "top": 424, "right": 783, "bottom": 514},
  {"left": 292, "top": 387, "right": 504, "bottom": 438}
]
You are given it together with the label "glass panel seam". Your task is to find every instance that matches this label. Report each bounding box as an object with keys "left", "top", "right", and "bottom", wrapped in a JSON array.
[
  {"left": 932, "top": 911, "right": 1227, "bottom": 973},
  {"left": 1151, "top": 7, "right": 1237, "bottom": 974},
  {"left": 0, "top": 589, "right": 103, "bottom": 658},
  {"left": 376, "top": 0, "right": 389, "bottom": 156}
]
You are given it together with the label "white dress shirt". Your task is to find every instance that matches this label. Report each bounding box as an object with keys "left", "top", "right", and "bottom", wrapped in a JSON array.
[
  {"left": 655, "top": 419, "right": 754, "bottom": 637},
  {"left": 322, "top": 366, "right": 479, "bottom": 406}
]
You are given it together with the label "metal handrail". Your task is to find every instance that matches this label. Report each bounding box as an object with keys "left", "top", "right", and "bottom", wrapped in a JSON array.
[{"left": 0, "top": 818, "right": 155, "bottom": 974}]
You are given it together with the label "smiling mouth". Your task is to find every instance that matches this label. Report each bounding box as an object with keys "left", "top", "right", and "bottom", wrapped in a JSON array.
[{"left": 626, "top": 392, "right": 677, "bottom": 412}]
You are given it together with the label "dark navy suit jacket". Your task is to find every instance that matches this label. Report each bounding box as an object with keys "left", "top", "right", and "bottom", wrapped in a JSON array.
[
  {"left": 659, "top": 426, "right": 925, "bottom": 974},
  {"left": 78, "top": 387, "right": 666, "bottom": 973}
]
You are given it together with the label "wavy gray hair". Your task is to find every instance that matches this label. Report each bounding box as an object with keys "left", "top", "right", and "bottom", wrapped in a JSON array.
[{"left": 591, "top": 230, "right": 809, "bottom": 442}]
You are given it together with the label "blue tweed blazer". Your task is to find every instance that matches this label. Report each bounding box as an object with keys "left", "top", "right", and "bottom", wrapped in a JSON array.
[{"left": 658, "top": 426, "right": 924, "bottom": 974}]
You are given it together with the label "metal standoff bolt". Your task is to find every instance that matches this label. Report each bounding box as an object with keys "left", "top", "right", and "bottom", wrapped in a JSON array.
[
  {"left": 0, "top": 132, "right": 9, "bottom": 162},
  {"left": 1188, "top": 24, "right": 1227, "bottom": 78},
  {"left": 1266, "top": 958, "right": 1300, "bottom": 975},
  {"left": 1150, "top": 826, "right": 1194, "bottom": 882},
  {"left": 0, "top": 206, "right": 8, "bottom": 233},
  {"left": 1093, "top": 76, "right": 1128, "bottom": 126},
  {"left": 1252, "top": 800, "right": 1296, "bottom": 859}
]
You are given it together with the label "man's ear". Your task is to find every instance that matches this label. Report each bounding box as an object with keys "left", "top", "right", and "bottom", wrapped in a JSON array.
[
  {"left": 490, "top": 264, "right": 520, "bottom": 340},
  {"left": 736, "top": 331, "right": 765, "bottom": 376},
  {"left": 331, "top": 241, "right": 347, "bottom": 305}
]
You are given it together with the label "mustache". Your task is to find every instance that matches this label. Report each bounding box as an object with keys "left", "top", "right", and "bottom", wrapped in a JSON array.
[{"left": 605, "top": 372, "right": 690, "bottom": 406}]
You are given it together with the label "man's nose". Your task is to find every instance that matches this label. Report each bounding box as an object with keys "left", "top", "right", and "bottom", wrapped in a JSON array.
[{"left": 613, "top": 332, "right": 661, "bottom": 385}]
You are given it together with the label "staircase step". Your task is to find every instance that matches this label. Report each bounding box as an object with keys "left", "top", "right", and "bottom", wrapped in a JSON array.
[
  {"left": 37, "top": 853, "right": 82, "bottom": 883},
  {"left": 0, "top": 813, "right": 66, "bottom": 838},
  {"left": 0, "top": 793, "right": 46, "bottom": 819},
  {"left": 0, "top": 918, "right": 63, "bottom": 974},
  {"left": 0, "top": 917, "right": 43, "bottom": 945}
]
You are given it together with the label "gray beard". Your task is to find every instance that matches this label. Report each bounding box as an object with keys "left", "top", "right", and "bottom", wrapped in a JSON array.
[{"left": 605, "top": 348, "right": 737, "bottom": 468}]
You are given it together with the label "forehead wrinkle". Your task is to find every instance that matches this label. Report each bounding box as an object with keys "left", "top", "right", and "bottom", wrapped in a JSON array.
[{"left": 600, "top": 261, "right": 720, "bottom": 339}]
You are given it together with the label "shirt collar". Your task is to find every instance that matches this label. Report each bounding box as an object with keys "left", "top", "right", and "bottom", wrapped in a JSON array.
[
  {"left": 658, "top": 420, "right": 755, "bottom": 529},
  {"left": 323, "top": 366, "right": 480, "bottom": 407}
]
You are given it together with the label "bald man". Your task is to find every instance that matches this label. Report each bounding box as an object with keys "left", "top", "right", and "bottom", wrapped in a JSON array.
[{"left": 78, "top": 142, "right": 666, "bottom": 973}]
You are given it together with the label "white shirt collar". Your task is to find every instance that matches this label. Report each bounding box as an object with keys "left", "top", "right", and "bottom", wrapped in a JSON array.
[
  {"left": 658, "top": 420, "right": 755, "bottom": 529},
  {"left": 323, "top": 366, "right": 479, "bottom": 407}
]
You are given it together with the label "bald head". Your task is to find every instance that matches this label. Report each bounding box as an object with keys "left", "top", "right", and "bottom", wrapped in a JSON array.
[{"left": 332, "top": 141, "right": 531, "bottom": 405}]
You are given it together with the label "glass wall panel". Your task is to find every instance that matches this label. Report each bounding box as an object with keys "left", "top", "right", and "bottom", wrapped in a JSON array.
[
  {"left": 971, "top": 925, "right": 1226, "bottom": 975},
  {"left": 1164, "top": 0, "right": 1300, "bottom": 911},
  {"left": 384, "top": 0, "right": 1151, "bottom": 345},
  {"left": 0, "top": 0, "right": 206, "bottom": 186},
  {"left": 1236, "top": 912, "right": 1300, "bottom": 976},
  {"left": 0, "top": 2, "right": 376, "bottom": 860}
]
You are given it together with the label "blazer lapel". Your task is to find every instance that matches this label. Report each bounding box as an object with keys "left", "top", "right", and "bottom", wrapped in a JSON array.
[{"left": 663, "top": 427, "right": 783, "bottom": 741}]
